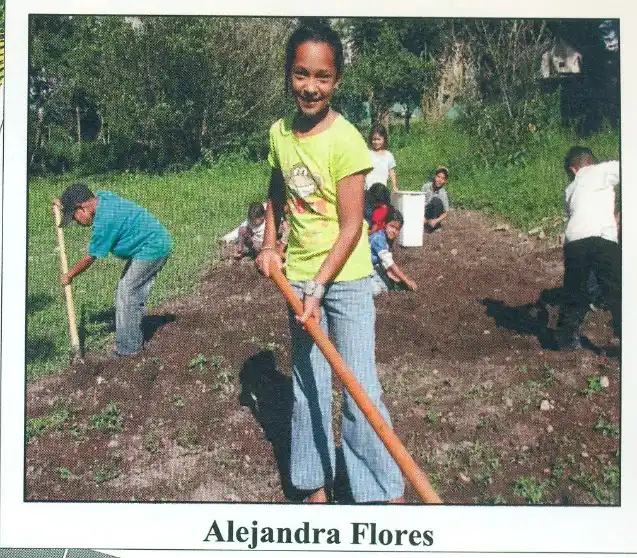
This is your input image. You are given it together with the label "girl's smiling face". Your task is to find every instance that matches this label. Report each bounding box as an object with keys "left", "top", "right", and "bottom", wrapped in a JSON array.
[
  {"left": 290, "top": 41, "right": 339, "bottom": 118},
  {"left": 371, "top": 132, "right": 386, "bottom": 151}
]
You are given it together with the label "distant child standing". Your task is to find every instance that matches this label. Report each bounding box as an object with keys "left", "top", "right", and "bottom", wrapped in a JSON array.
[
  {"left": 235, "top": 202, "right": 267, "bottom": 259},
  {"left": 256, "top": 21, "right": 404, "bottom": 504},
  {"left": 422, "top": 166, "right": 450, "bottom": 232},
  {"left": 555, "top": 146, "right": 621, "bottom": 350},
  {"left": 365, "top": 182, "right": 392, "bottom": 234},
  {"left": 369, "top": 208, "right": 418, "bottom": 295},
  {"left": 365, "top": 125, "right": 398, "bottom": 193},
  {"left": 57, "top": 184, "right": 172, "bottom": 357}
]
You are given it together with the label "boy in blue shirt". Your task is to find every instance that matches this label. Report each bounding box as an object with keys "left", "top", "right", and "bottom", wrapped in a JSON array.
[
  {"left": 57, "top": 183, "right": 173, "bottom": 357},
  {"left": 369, "top": 208, "right": 418, "bottom": 295}
]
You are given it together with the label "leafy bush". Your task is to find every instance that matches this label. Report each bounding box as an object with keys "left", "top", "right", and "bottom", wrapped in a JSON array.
[
  {"left": 458, "top": 92, "right": 561, "bottom": 169},
  {"left": 90, "top": 401, "right": 124, "bottom": 433}
]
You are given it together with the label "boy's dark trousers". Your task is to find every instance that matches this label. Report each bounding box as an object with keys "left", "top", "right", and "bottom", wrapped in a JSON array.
[
  {"left": 424, "top": 197, "right": 444, "bottom": 232},
  {"left": 557, "top": 236, "right": 621, "bottom": 344}
]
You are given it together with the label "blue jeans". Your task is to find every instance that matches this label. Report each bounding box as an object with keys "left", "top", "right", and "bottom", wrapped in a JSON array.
[
  {"left": 288, "top": 276, "right": 404, "bottom": 502},
  {"left": 115, "top": 257, "right": 169, "bottom": 356},
  {"left": 371, "top": 269, "right": 390, "bottom": 296}
]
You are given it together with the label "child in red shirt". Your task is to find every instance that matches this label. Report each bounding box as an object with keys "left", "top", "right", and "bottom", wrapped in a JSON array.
[{"left": 365, "top": 182, "right": 392, "bottom": 234}]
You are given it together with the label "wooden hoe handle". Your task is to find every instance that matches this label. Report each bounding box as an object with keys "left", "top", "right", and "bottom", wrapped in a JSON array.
[
  {"left": 52, "top": 203, "right": 81, "bottom": 357},
  {"left": 269, "top": 264, "right": 442, "bottom": 504}
]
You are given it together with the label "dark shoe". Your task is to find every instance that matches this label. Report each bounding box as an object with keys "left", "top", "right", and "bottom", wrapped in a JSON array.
[{"left": 555, "top": 330, "right": 583, "bottom": 351}]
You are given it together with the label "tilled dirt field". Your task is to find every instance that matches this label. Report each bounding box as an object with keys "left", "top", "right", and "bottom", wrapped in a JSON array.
[{"left": 26, "top": 210, "right": 620, "bottom": 504}]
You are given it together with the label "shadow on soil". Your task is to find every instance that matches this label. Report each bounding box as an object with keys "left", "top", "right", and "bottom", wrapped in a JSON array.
[
  {"left": 238, "top": 350, "right": 356, "bottom": 504},
  {"left": 482, "top": 287, "right": 606, "bottom": 354},
  {"left": 142, "top": 314, "right": 177, "bottom": 341},
  {"left": 239, "top": 350, "right": 296, "bottom": 499},
  {"left": 82, "top": 308, "right": 176, "bottom": 343},
  {"left": 481, "top": 288, "right": 562, "bottom": 350}
]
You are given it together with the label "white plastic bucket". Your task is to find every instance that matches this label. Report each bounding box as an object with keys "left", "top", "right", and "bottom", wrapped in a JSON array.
[{"left": 391, "top": 191, "right": 425, "bottom": 247}]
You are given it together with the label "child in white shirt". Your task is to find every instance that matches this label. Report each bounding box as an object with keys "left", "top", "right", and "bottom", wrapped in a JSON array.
[
  {"left": 365, "top": 125, "right": 398, "bottom": 193},
  {"left": 556, "top": 146, "right": 620, "bottom": 350}
]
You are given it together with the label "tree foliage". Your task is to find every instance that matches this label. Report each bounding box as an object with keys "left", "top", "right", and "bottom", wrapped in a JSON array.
[
  {"left": 29, "top": 16, "right": 290, "bottom": 174},
  {"left": 27, "top": 16, "right": 619, "bottom": 175},
  {"left": 341, "top": 19, "right": 435, "bottom": 128}
]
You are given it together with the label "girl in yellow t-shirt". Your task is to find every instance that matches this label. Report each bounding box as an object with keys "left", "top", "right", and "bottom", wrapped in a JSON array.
[{"left": 256, "top": 21, "right": 404, "bottom": 504}]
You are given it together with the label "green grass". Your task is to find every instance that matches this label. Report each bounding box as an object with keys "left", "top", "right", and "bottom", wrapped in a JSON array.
[
  {"left": 393, "top": 120, "right": 620, "bottom": 231},
  {"left": 26, "top": 119, "right": 619, "bottom": 380},
  {"left": 27, "top": 162, "right": 269, "bottom": 380},
  {"left": 26, "top": 400, "right": 77, "bottom": 440}
]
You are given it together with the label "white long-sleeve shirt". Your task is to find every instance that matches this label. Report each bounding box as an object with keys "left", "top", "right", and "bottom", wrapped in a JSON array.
[{"left": 564, "top": 161, "right": 620, "bottom": 244}]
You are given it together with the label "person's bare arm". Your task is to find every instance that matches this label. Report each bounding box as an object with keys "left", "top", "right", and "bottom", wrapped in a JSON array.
[
  {"left": 62, "top": 255, "right": 96, "bottom": 286},
  {"left": 255, "top": 169, "right": 285, "bottom": 278},
  {"left": 427, "top": 210, "right": 448, "bottom": 228},
  {"left": 386, "top": 262, "right": 417, "bottom": 291},
  {"left": 389, "top": 167, "right": 398, "bottom": 193}
]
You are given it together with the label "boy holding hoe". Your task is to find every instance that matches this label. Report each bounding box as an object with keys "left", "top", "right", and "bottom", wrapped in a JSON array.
[{"left": 56, "top": 183, "right": 173, "bottom": 357}]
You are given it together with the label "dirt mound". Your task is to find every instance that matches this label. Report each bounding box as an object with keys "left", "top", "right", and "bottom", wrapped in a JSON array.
[{"left": 26, "top": 210, "right": 620, "bottom": 504}]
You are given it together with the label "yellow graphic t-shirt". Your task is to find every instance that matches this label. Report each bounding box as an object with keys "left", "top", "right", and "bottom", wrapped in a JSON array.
[{"left": 268, "top": 114, "right": 373, "bottom": 282}]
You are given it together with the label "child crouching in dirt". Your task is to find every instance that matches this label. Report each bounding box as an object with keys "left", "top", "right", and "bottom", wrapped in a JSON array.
[
  {"left": 369, "top": 208, "right": 417, "bottom": 295},
  {"left": 364, "top": 182, "right": 392, "bottom": 234},
  {"left": 422, "top": 166, "right": 450, "bottom": 232},
  {"left": 235, "top": 202, "right": 267, "bottom": 259},
  {"left": 555, "top": 146, "right": 621, "bottom": 350},
  {"left": 56, "top": 183, "right": 172, "bottom": 357}
]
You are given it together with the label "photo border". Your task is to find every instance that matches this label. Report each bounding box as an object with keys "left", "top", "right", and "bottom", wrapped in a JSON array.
[{"left": 3, "top": 0, "right": 635, "bottom": 552}]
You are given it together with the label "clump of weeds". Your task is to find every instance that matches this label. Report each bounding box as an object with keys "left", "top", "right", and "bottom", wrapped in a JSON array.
[
  {"left": 142, "top": 419, "right": 165, "bottom": 454},
  {"left": 56, "top": 467, "right": 73, "bottom": 481},
  {"left": 581, "top": 375, "right": 605, "bottom": 398},
  {"left": 26, "top": 399, "right": 78, "bottom": 440},
  {"left": 513, "top": 476, "right": 548, "bottom": 504},
  {"left": 90, "top": 401, "right": 124, "bottom": 433},
  {"left": 171, "top": 395, "right": 187, "bottom": 409},
  {"left": 569, "top": 461, "right": 619, "bottom": 505},
  {"left": 426, "top": 410, "right": 441, "bottom": 425},
  {"left": 251, "top": 335, "right": 284, "bottom": 352},
  {"left": 175, "top": 422, "right": 200, "bottom": 449},
  {"left": 93, "top": 452, "right": 122, "bottom": 485},
  {"left": 593, "top": 415, "right": 619, "bottom": 438},
  {"left": 188, "top": 353, "right": 208, "bottom": 373}
]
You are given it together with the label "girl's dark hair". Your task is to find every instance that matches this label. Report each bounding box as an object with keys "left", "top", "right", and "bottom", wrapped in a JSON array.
[
  {"left": 386, "top": 206, "right": 404, "bottom": 226},
  {"left": 285, "top": 20, "right": 344, "bottom": 83},
  {"left": 367, "top": 182, "right": 391, "bottom": 206},
  {"left": 369, "top": 125, "right": 389, "bottom": 148},
  {"left": 248, "top": 202, "right": 266, "bottom": 221}
]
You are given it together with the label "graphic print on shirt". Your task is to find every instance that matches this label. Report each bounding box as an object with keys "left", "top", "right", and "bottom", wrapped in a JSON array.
[{"left": 285, "top": 162, "right": 325, "bottom": 215}]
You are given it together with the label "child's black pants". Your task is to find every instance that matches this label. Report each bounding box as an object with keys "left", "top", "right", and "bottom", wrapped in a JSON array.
[{"left": 558, "top": 236, "right": 621, "bottom": 339}]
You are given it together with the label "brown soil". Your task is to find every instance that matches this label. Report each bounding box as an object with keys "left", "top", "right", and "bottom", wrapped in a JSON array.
[{"left": 26, "top": 210, "right": 620, "bottom": 505}]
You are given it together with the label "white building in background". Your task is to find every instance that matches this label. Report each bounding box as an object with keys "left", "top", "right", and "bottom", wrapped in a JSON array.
[{"left": 540, "top": 40, "right": 582, "bottom": 78}]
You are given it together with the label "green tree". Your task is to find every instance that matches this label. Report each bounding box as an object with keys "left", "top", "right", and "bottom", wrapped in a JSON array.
[
  {"left": 28, "top": 15, "right": 291, "bottom": 174},
  {"left": 343, "top": 19, "right": 434, "bottom": 131},
  {"left": 451, "top": 19, "right": 554, "bottom": 167}
]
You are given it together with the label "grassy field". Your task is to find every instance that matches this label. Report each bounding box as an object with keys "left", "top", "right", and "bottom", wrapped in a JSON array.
[
  {"left": 27, "top": 161, "right": 269, "bottom": 379},
  {"left": 393, "top": 119, "right": 620, "bottom": 231},
  {"left": 26, "top": 121, "right": 620, "bottom": 380}
]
